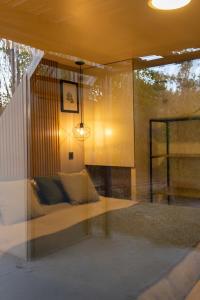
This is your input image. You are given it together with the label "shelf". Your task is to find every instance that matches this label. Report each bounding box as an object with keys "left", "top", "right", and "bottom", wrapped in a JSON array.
[
  {"left": 150, "top": 116, "right": 200, "bottom": 123},
  {"left": 154, "top": 187, "right": 200, "bottom": 199},
  {"left": 151, "top": 153, "right": 200, "bottom": 159},
  {"left": 150, "top": 117, "right": 200, "bottom": 204},
  {"left": 151, "top": 154, "right": 168, "bottom": 159}
]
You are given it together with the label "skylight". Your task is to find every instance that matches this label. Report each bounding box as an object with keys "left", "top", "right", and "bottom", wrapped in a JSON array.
[
  {"left": 139, "top": 55, "right": 163, "bottom": 61},
  {"left": 172, "top": 48, "right": 200, "bottom": 55}
]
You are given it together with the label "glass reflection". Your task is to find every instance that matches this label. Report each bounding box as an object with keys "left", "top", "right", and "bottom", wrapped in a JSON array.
[{"left": 0, "top": 46, "right": 200, "bottom": 300}]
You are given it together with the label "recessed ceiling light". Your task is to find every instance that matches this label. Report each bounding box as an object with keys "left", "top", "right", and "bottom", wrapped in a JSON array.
[{"left": 148, "top": 0, "right": 192, "bottom": 10}]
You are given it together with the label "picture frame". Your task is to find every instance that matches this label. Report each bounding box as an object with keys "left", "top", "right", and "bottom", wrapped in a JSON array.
[{"left": 60, "top": 80, "right": 79, "bottom": 113}]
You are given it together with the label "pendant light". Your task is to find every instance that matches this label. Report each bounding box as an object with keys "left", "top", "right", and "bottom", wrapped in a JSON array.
[
  {"left": 73, "top": 61, "right": 90, "bottom": 141},
  {"left": 148, "top": 0, "right": 191, "bottom": 10}
]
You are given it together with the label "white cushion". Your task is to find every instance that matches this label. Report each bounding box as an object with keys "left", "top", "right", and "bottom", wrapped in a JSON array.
[
  {"left": 0, "top": 180, "right": 27, "bottom": 225},
  {"left": 28, "top": 181, "right": 44, "bottom": 219},
  {"left": 0, "top": 180, "right": 44, "bottom": 225},
  {"left": 58, "top": 170, "right": 99, "bottom": 205},
  {"left": 41, "top": 202, "right": 71, "bottom": 215}
]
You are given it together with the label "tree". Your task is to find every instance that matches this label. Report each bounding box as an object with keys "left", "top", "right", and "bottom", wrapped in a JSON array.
[
  {"left": 0, "top": 39, "right": 34, "bottom": 108},
  {"left": 173, "top": 60, "right": 198, "bottom": 93}
]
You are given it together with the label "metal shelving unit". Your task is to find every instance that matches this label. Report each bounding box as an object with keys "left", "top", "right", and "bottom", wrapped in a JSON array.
[{"left": 149, "top": 116, "right": 200, "bottom": 204}]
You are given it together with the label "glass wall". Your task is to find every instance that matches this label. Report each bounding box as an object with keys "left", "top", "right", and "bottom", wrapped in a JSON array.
[
  {"left": 0, "top": 38, "right": 40, "bottom": 111},
  {"left": 1, "top": 46, "right": 200, "bottom": 299},
  {"left": 134, "top": 58, "right": 200, "bottom": 204}
]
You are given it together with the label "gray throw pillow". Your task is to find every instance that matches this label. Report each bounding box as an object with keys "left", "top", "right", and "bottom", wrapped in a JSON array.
[
  {"left": 34, "top": 176, "right": 69, "bottom": 205},
  {"left": 58, "top": 170, "right": 99, "bottom": 205}
]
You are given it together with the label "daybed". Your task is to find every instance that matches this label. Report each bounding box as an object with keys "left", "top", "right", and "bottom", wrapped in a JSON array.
[{"left": 1, "top": 173, "right": 200, "bottom": 299}]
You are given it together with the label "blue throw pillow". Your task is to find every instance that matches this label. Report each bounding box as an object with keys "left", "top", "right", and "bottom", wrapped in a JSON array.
[{"left": 34, "top": 176, "right": 70, "bottom": 205}]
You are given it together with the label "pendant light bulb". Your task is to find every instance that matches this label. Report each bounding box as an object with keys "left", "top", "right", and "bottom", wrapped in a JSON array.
[{"left": 73, "top": 122, "right": 90, "bottom": 141}]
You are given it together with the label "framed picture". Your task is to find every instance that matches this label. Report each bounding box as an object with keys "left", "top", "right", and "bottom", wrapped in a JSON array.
[{"left": 60, "top": 80, "right": 79, "bottom": 113}]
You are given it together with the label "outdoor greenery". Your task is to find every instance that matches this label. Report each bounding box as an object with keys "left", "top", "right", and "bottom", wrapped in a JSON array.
[
  {"left": 135, "top": 60, "right": 200, "bottom": 98},
  {"left": 0, "top": 39, "right": 34, "bottom": 108}
]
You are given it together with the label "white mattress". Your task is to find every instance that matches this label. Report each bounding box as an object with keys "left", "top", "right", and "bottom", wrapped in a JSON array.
[
  {"left": 41, "top": 202, "right": 71, "bottom": 215},
  {"left": 0, "top": 196, "right": 135, "bottom": 255}
]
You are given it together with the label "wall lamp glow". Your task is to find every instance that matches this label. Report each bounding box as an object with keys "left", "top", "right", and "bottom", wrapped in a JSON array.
[
  {"left": 148, "top": 0, "right": 191, "bottom": 10},
  {"left": 105, "top": 128, "right": 113, "bottom": 137}
]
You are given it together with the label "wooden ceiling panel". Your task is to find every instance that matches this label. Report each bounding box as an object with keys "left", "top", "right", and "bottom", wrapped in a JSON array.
[{"left": 0, "top": 0, "right": 199, "bottom": 64}]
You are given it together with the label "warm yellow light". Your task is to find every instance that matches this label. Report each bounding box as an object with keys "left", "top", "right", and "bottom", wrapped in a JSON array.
[
  {"left": 77, "top": 127, "right": 85, "bottom": 136},
  {"left": 73, "top": 123, "right": 90, "bottom": 141},
  {"left": 105, "top": 128, "right": 113, "bottom": 137},
  {"left": 148, "top": 0, "right": 191, "bottom": 10}
]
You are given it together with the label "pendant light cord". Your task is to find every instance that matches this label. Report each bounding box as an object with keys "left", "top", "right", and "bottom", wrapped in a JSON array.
[
  {"left": 75, "top": 60, "right": 85, "bottom": 125},
  {"left": 80, "top": 64, "right": 83, "bottom": 124}
]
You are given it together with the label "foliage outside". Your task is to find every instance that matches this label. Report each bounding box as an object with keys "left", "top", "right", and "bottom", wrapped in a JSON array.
[{"left": 0, "top": 39, "right": 34, "bottom": 108}]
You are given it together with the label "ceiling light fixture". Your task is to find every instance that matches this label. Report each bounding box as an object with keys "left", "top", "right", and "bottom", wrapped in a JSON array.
[{"left": 148, "top": 0, "right": 191, "bottom": 10}]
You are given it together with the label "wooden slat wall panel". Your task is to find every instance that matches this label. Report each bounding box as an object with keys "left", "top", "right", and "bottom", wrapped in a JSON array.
[
  {"left": 30, "top": 59, "right": 60, "bottom": 177},
  {"left": 0, "top": 75, "right": 27, "bottom": 180}
]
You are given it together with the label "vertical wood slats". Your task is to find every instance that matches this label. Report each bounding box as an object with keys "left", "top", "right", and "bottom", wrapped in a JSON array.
[
  {"left": 0, "top": 75, "right": 27, "bottom": 180},
  {"left": 30, "top": 59, "right": 60, "bottom": 177}
]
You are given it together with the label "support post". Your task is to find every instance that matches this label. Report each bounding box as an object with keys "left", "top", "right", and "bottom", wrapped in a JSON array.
[
  {"left": 166, "top": 121, "right": 170, "bottom": 204},
  {"left": 149, "top": 120, "right": 153, "bottom": 202}
]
